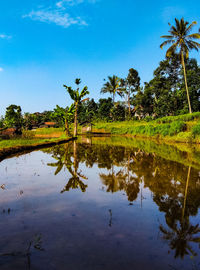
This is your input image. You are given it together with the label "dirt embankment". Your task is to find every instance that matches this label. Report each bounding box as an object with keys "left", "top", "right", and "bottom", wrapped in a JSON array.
[{"left": 34, "top": 132, "right": 64, "bottom": 138}]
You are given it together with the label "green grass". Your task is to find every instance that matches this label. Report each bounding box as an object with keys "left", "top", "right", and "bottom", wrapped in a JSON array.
[
  {"left": 154, "top": 112, "right": 200, "bottom": 124},
  {"left": 33, "top": 127, "right": 65, "bottom": 135},
  {"left": 93, "top": 112, "right": 200, "bottom": 143},
  {"left": 0, "top": 127, "right": 72, "bottom": 150},
  {"left": 94, "top": 121, "right": 186, "bottom": 137},
  {"left": 0, "top": 137, "right": 70, "bottom": 150}
]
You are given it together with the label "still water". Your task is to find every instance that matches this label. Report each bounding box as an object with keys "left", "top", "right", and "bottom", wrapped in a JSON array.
[{"left": 0, "top": 137, "right": 200, "bottom": 270}]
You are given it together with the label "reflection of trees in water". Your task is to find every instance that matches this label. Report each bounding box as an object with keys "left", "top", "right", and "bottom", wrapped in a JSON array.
[
  {"left": 99, "top": 148, "right": 145, "bottom": 202},
  {"left": 160, "top": 219, "right": 200, "bottom": 258},
  {"left": 45, "top": 141, "right": 200, "bottom": 259},
  {"left": 157, "top": 166, "right": 200, "bottom": 258},
  {"left": 46, "top": 142, "right": 88, "bottom": 193}
]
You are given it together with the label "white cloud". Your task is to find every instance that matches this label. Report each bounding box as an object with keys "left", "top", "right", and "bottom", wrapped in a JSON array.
[
  {"left": 22, "top": 0, "right": 98, "bottom": 28},
  {"left": 56, "top": 0, "right": 83, "bottom": 8},
  {"left": 0, "top": 67, "right": 4, "bottom": 72},
  {"left": 23, "top": 9, "right": 87, "bottom": 28},
  {"left": 56, "top": 0, "right": 97, "bottom": 9},
  {"left": 0, "top": 34, "right": 12, "bottom": 39},
  {"left": 23, "top": 0, "right": 99, "bottom": 28}
]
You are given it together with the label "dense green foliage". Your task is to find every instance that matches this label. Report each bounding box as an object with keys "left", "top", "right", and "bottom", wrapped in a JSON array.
[
  {"left": 4, "top": 105, "right": 23, "bottom": 133},
  {"left": 134, "top": 57, "right": 200, "bottom": 118},
  {"left": 105, "top": 121, "right": 186, "bottom": 137},
  {"left": 192, "top": 123, "right": 200, "bottom": 136}
]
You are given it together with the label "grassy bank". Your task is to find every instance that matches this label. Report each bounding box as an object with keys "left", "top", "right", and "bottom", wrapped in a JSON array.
[
  {"left": 0, "top": 136, "right": 76, "bottom": 162},
  {"left": 0, "top": 137, "right": 67, "bottom": 149},
  {"left": 0, "top": 127, "right": 70, "bottom": 152},
  {"left": 93, "top": 112, "right": 200, "bottom": 143}
]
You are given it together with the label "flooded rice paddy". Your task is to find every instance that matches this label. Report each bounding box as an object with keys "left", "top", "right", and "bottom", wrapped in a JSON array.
[{"left": 0, "top": 136, "right": 200, "bottom": 270}]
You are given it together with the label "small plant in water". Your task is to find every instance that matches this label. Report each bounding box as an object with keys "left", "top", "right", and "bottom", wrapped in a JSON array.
[{"left": 0, "top": 234, "right": 44, "bottom": 269}]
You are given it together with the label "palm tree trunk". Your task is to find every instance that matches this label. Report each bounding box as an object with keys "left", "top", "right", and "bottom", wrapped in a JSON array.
[
  {"left": 74, "top": 103, "right": 78, "bottom": 137},
  {"left": 65, "top": 118, "right": 70, "bottom": 136},
  {"left": 181, "top": 52, "right": 192, "bottom": 114},
  {"left": 113, "top": 93, "right": 115, "bottom": 104}
]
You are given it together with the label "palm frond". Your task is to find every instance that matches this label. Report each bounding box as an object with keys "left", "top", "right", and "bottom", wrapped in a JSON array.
[
  {"left": 160, "top": 35, "right": 174, "bottom": 39},
  {"left": 186, "top": 40, "right": 200, "bottom": 51},
  {"left": 186, "top": 21, "right": 197, "bottom": 34},
  {"left": 79, "top": 86, "right": 89, "bottom": 100},
  {"left": 166, "top": 43, "right": 178, "bottom": 57},
  {"left": 160, "top": 39, "right": 175, "bottom": 49},
  {"left": 187, "top": 33, "right": 200, "bottom": 39},
  {"left": 75, "top": 78, "right": 81, "bottom": 85},
  {"left": 63, "top": 85, "right": 76, "bottom": 101}
]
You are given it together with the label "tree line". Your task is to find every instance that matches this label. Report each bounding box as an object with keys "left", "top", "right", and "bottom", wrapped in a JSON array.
[{"left": 1, "top": 18, "right": 200, "bottom": 134}]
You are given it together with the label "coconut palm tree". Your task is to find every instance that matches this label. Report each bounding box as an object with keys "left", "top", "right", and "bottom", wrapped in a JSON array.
[
  {"left": 101, "top": 75, "right": 123, "bottom": 104},
  {"left": 160, "top": 18, "right": 200, "bottom": 114},
  {"left": 63, "top": 79, "right": 89, "bottom": 136}
]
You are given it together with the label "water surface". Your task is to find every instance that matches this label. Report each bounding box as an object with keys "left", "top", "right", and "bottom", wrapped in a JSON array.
[{"left": 0, "top": 137, "right": 200, "bottom": 270}]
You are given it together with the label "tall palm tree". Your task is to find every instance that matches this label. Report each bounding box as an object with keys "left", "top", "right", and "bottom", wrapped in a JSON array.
[
  {"left": 160, "top": 18, "right": 200, "bottom": 114},
  {"left": 64, "top": 79, "right": 89, "bottom": 136},
  {"left": 101, "top": 75, "right": 123, "bottom": 104}
]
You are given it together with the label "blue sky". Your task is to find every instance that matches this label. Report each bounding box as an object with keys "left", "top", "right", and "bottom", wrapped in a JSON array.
[{"left": 0, "top": 0, "right": 200, "bottom": 115}]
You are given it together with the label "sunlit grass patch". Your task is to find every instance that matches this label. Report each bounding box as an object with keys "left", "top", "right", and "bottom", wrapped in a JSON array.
[{"left": 0, "top": 137, "right": 70, "bottom": 150}]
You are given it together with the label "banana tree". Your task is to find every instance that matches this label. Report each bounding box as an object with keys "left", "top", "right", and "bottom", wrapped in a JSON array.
[
  {"left": 53, "top": 104, "right": 75, "bottom": 136},
  {"left": 63, "top": 79, "right": 89, "bottom": 136}
]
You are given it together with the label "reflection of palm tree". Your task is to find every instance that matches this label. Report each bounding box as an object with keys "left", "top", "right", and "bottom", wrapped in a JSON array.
[
  {"left": 182, "top": 166, "right": 191, "bottom": 221},
  {"left": 100, "top": 167, "right": 125, "bottom": 193},
  {"left": 160, "top": 220, "right": 200, "bottom": 258},
  {"left": 126, "top": 176, "right": 140, "bottom": 202},
  {"left": 159, "top": 166, "right": 200, "bottom": 258},
  {"left": 47, "top": 142, "right": 88, "bottom": 193},
  {"left": 61, "top": 174, "right": 87, "bottom": 193},
  {"left": 100, "top": 161, "right": 140, "bottom": 202}
]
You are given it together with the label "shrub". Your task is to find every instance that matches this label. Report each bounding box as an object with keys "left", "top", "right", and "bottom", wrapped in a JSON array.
[
  {"left": 192, "top": 123, "right": 200, "bottom": 136},
  {"left": 155, "top": 112, "right": 200, "bottom": 124}
]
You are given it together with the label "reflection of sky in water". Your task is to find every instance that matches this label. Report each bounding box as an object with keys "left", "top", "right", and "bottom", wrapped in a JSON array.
[{"left": 0, "top": 141, "right": 199, "bottom": 270}]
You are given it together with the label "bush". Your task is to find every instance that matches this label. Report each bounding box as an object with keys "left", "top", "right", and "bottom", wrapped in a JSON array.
[
  {"left": 155, "top": 112, "right": 200, "bottom": 124},
  {"left": 144, "top": 116, "right": 154, "bottom": 122},
  {"left": 192, "top": 123, "right": 200, "bottom": 136}
]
